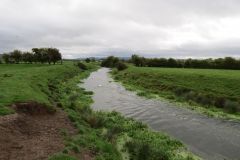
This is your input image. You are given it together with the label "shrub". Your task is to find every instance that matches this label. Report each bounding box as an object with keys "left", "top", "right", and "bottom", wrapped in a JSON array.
[
  {"left": 184, "top": 91, "right": 196, "bottom": 101},
  {"left": 86, "top": 114, "right": 105, "bottom": 128},
  {"left": 224, "top": 100, "right": 239, "bottom": 113},
  {"left": 195, "top": 94, "right": 212, "bottom": 106},
  {"left": 105, "top": 126, "right": 122, "bottom": 142},
  {"left": 131, "top": 54, "right": 146, "bottom": 67},
  {"left": 173, "top": 87, "right": 190, "bottom": 96},
  {"left": 77, "top": 62, "right": 87, "bottom": 70},
  {"left": 101, "top": 56, "right": 119, "bottom": 68},
  {"left": 85, "top": 58, "right": 91, "bottom": 63},
  {"left": 116, "top": 62, "right": 128, "bottom": 71},
  {"left": 214, "top": 97, "right": 226, "bottom": 108}
]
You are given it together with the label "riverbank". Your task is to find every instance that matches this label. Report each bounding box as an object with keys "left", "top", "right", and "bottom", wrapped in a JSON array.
[
  {"left": 84, "top": 68, "right": 240, "bottom": 160},
  {"left": 0, "top": 62, "right": 86, "bottom": 115},
  {"left": 0, "top": 63, "right": 198, "bottom": 160},
  {"left": 54, "top": 67, "right": 198, "bottom": 160},
  {"left": 111, "top": 66, "right": 240, "bottom": 121}
]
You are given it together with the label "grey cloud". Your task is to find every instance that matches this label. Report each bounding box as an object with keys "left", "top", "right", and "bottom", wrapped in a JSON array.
[{"left": 1, "top": 0, "right": 240, "bottom": 58}]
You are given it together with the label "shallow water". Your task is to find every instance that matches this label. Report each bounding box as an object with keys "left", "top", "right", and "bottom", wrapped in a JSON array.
[{"left": 82, "top": 68, "right": 240, "bottom": 160}]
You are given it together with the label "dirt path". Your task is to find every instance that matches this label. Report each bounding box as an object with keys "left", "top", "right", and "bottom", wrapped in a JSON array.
[
  {"left": 0, "top": 103, "right": 76, "bottom": 160},
  {"left": 82, "top": 68, "right": 240, "bottom": 160}
]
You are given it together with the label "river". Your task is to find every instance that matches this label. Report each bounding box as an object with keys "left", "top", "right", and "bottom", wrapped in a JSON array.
[{"left": 82, "top": 68, "right": 240, "bottom": 160}]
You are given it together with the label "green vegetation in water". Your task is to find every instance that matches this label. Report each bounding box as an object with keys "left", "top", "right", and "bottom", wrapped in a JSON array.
[
  {"left": 52, "top": 65, "right": 199, "bottom": 160},
  {"left": 111, "top": 66, "right": 240, "bottom": 121}
]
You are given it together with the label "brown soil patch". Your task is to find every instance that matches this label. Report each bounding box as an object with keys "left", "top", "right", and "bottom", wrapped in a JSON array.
[
  {"left": 71, "top": 150, "right": 95, "bottom": 160},
  {"left": 0, "top": 103, "right": 76, "bottom": 160},
  {"left": 13, "top": 102, "right": 55, "bottom": 115}
]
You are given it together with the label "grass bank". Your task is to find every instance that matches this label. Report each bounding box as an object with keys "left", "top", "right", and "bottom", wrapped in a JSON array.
[
  {"left": 112, "top": 66, "right": 240, "bottom": 120},
  {"left": 0, "top": 62, "right": 88, "bottom": 115},
  {"left": 49, "top": 66, "right": 199, "bottom": 160}
]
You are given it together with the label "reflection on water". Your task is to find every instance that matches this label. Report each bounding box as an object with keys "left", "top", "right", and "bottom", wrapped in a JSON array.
[{"left": 81, "top": 68, "right": 240, "bottom": 160}]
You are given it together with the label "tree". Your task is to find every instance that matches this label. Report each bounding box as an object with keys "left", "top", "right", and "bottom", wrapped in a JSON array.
[
  {"left": 32, "top": 48, "right": 41, "bottom": 63},
  {"left": 101, "top": 56, "right": 119, "bottom": 68},
  {"left": 32, "top": 48, "right": 62, "bottom": 64},
  {"left": 167, "top": 58, "right": 179, "bottom": 68},
  {"left": 2, "top": 53, "right": 10, "bottom": 63},
  {"left": 10, "top": 50, "right": 22, "bottom": 63},
  {"left": 214, "top": 58, "right": 224, "bottom": 69},
  {"left": 41, "top": 49, "right": 50, "bottom": 63},
  {"left": 116, "top": 62, "right": 128, "bottom": 71},
  {"left": 224, "top": 57, "right": 239, "bottom": 69},
  {"left": 47, "top": 48, "right": 62, "bottom": 64},
  {"left": 85, "top": 58, "right": 91, "bottom": 63},
  {"left": 22, "top": 52, "right": 34, "bottom": 63},
  {"left": 131, "top": 54, "right": 146, "bottom": 67}
]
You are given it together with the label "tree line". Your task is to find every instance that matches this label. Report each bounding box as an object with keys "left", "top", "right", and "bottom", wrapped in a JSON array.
[
  {"left": 1, "top": 48, "right": 62, "bottom": 64},
  {"left": 130, "top": 55, "right": 240, "bottom": 70},
  {"left": 101, "top": 56, "right": 128, "bottom": 71}
]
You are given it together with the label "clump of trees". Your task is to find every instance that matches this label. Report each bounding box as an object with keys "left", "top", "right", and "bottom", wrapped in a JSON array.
[
  {"left": 1, "top": 48, "right": 62, "bottom": 64},
  {"left": 85, "top": 57, "right": 96, "bottom": 63},
  {"left": 130, "top": 54, "right": 240, "bottom": 70},
  {"left": 101, "top": 56, "right": 128, "bottom": 71}
]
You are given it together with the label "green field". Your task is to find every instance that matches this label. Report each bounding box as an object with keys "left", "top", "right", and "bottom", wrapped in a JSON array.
[
  {"left": 0, "top": 62, "right": 83, "bottom": 115},
  {"left": 113, "top": 66, "right": 240, "bottom": 119}
]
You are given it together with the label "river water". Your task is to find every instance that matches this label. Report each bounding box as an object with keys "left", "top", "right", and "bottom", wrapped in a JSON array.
[{"left": 82, "top": 68, "right": 240, "bottom": 160}]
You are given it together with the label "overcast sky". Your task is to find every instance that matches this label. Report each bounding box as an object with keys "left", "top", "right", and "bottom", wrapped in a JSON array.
[{"left": 1, "top": 0, "right": 240, "bottom": 58}]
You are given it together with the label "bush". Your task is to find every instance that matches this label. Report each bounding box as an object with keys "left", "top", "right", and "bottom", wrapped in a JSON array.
[
  {"left": 77, "top": 62, "right": 87, "bottom": 70},
  {"left": 85, "top": 58, "right": 91, "bottom": 63},
  {"left": 214, "top": 97, "right": 226, "bottom": 108},
  {"left": 116, "top": 62, "right": 128, "bottom": 71},
  {"left": 173, "top": 87, "right": 190, "bottom": 96},
  {"left": 224, "top": 100, "right": 239, "bottom": 113},
  {"left": 195, "top": 94, "right": 212, "bottom": 106},
  {"left": 101, "top": 56, "right": 119, "bottom": 68},
  {"left": 85, "top": 114, "right": 105, "bottom": 128}
]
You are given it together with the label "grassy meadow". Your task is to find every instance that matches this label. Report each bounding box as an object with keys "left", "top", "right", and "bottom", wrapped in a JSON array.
[
  {"left": 0, "top": 62, "right": 86, "bottom": 115},
  {"left": 112, "top": 66, "right": 240, "bottom": 120}
]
